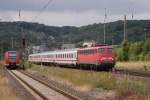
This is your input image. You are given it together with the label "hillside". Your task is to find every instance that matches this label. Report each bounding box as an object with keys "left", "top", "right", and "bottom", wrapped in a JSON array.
[{"left": 0, "top": 20, "right": 150, "bottom": 51}]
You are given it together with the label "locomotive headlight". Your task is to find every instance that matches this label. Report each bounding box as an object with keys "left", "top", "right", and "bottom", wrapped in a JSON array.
[
  {"left": 101, "top": 57, "right": 107, "bottom": 60},
  {"left": 108, "top": 57, "right": 114, "bottom": 60},
  {"left": 101, "top": 57, "right": 114, "bottom": 61}
]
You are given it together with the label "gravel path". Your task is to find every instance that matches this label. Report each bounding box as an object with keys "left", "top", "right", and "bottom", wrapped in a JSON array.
[
  {"left": 5, "top": 69, "right": 36, "bottom": 100},
  {"left": 12, "top": 70, "right": 70, "bottom": 100}
]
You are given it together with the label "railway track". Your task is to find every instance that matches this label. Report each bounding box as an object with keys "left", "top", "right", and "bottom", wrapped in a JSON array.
[
  {"left": 7, "top": 69, "right": 80, "bottom": 100},
  {"left": 114, "top": 68, "right": 150, "bottom": 78}
]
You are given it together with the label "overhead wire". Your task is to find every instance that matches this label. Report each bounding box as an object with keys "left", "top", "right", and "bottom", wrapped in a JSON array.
[{"left": 32, "top": 0, "right": 53, "bottom": 21}]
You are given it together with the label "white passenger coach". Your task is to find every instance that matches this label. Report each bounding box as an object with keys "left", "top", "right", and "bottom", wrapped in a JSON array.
[{"left": 28, "top": 49, "right": 78, "bottom": 66}]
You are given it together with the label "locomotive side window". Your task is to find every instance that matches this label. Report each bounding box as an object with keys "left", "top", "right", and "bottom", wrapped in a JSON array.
[
  {"left": 108, "top": 48, "right": 113, "bottom": 52},
  {"left": 78, "top": 49, "right": 97, "bottom": 54},
  {"left": 98, "top": 48, "right": 105, "bottom": 53}
]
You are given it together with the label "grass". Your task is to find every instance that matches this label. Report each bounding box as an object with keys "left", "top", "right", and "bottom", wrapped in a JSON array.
[
  {"left": 116, "top": 61, "right": 150, "bottom": 71},
  {"left": 27, "top": 63, "right": 150, "bottom": 99},
  {"left": 0, "top": 66, "right": 19, "bottom": 100},
  {"left": 28, "top": 63, "right": 116, "bottom": 90}
]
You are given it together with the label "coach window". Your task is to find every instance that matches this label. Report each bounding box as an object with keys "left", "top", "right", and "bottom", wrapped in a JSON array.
[
  {"left": 69, "top": 54, "right": 71, "bottom": 58},
  {"left": 74, "top": 54, "right": 76, "bottom": 58}
]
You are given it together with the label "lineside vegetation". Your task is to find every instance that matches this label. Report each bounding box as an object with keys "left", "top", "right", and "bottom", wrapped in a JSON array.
[
  {"left": 115, "top": 39, "right": 150, "bottom": 61},
  {"left": 0, "top": 66, "right": 19, "bottom": 100},
  {"left": 115, "top": 39, "right": 150, "bottom": 70},
  {"left": 27, "top": 64, "right": 150, "bottom": 99}
]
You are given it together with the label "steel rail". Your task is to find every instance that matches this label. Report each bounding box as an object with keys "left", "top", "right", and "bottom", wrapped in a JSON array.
[
  {"left": 114, "top": 68, "right": 150, "bottom": 78},
  {"left": 7, "top": 70, "right": 48, "bottom": 100},
  {"left": 19, "top": 70, "right": 80, "bottom": 100}
]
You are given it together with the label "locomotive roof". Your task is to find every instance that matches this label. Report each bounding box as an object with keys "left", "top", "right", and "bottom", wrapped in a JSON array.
[{"left": 79, "top": 45, "right": 113, "bottom": 50}]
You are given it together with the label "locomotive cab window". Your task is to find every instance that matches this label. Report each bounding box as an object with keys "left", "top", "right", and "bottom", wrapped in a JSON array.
[{"left": 8, "top": 51, "right": 16, "bottom": 56}]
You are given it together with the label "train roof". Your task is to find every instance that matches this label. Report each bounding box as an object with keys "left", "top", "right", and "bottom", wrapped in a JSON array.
[
  {"left": 29, "top": 48, "right": 78, "bottom": 56},
  {"left": 29, "top": 46, "right": 113, "bottom": 56}
]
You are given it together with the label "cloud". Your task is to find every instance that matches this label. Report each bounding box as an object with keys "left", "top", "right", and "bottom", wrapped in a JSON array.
[
  {"left": 0, "top": 0, "right": 150, "bottom": 26},
  {"left": 1, "top": 10, "right": 150, "bottom": 26}
]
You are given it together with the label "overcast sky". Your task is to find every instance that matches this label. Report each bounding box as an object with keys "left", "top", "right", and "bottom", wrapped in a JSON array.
[{"left": 0, "top": 0, "right": 149, "bottom": 26}]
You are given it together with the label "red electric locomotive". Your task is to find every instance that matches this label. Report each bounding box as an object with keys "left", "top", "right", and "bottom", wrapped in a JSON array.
[
  {"left": 77, "top": 45, "right": 115, "bottom": 69},
  {"left": 5, "top": 50, "right": 20, "bottom": 69}
]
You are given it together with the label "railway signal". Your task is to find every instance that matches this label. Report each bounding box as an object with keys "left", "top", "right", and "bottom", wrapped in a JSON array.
[
  {"left": 144, "top": 26, "right": 148, "bottom": 41},
  {"left": 22, "top": 38, "right": 26, "bottom": 48}
]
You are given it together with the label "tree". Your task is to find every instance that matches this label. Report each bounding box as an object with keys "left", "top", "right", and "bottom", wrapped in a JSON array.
[{"left": 121, "top": 40, "right": 130, "bottom": 61}]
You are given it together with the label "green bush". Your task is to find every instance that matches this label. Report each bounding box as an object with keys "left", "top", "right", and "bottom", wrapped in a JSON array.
[{"left": 115, "top": 39, "right": 150, "bottom": 61}]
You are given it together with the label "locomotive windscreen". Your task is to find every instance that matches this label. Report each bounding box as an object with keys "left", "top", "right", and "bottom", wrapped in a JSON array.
[{"left": 8, "top": 51, "right": 17, "bottom": 62}]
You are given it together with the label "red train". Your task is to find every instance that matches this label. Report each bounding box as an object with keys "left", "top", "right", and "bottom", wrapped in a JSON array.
[
  {"left": 5, "top": 50, "right": 20, "bottom": 69},
  {"left": 29, "top": 45, "right": 116, "bottom": 70},
  {"left": 77, "top": 46, "right": 115, "bottom": 69}
]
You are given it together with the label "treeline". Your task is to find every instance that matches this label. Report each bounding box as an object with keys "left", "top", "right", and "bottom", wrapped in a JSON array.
[
  {"left": 0, "top": 20, "right": 150, "bottom": 50},
  {"left": 115, "top": 38, "right": 150, "bottom": 61}
]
